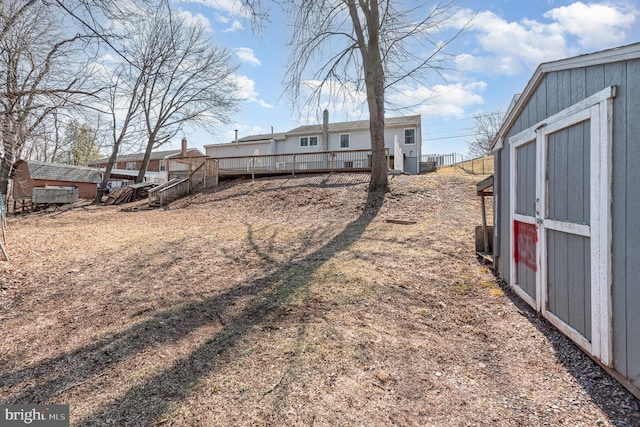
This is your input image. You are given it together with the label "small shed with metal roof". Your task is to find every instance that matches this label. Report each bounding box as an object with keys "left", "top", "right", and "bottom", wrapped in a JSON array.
[{"left": 12, "top": 160, "right": 101, "bottom": 200}]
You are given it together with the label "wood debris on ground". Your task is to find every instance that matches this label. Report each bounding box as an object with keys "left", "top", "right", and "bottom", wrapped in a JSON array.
[{"left": 105, "top": 183, "right": 154, "bottom": 205}]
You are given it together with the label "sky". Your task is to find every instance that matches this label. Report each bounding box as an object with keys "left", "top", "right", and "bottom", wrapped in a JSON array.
[{"left": 164, "top": 0, "right": 640, "bottom": 158}]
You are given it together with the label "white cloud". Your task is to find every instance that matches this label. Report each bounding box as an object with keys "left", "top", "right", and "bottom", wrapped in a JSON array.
[
  {"left": 389, "top": 82, "right": 486, "bottom": 118},
  {"left": 225, "top": 125, "right": 263, "bottom": 141},
  {"left": 456, "top": 2, "right": 638, "bottom": 76},
  {"left": 235, "top": 47, "right": 261, "bottom": 66},
  {"left": 223, "top": 19, "right": 245, "bottom": 32},
  {"left": 231, "top": 75, "right": 273, "bottom": 108},
  {"left": 544, "top": 2, "right": 635, "bottom": 49},
  {"left": 175, "top": 10, "right": 212, "bottom": 31},
  {"left": 298, "top": 80, "right": 368, "bottom": 121},
  {"left": 178, "top": 0, "right": 251, "bottom": 18},
  {"left": 99, "top": 54, "right": 120, "bottom": 64},
  {"left": 178, "top": 0, "right": 250, "bottom": 31}
]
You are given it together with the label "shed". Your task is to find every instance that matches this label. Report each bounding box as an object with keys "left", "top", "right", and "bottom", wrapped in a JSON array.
[
  {"left": 492, "top": 42, "right": 640, "bottom": 398},
  {"left": 12, "top": 160, "right": 101, "bottom": 200}
]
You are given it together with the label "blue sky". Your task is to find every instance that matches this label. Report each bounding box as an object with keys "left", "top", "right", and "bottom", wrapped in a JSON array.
[{"left": 167, "top": 0, "right": 640, "bottom": 157}]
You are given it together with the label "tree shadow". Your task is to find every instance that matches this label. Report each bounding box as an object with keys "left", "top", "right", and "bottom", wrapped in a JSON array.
[
  {"left": 75, "top": 188, "right": 384, "bottom": 426},
  {"left": 1, "top": 185, "right": 385, "bottom": 426}
]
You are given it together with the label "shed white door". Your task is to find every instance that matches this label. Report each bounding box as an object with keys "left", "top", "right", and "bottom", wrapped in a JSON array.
[{"left": 509, "top": 87, "right": 614, "bottom": 366}]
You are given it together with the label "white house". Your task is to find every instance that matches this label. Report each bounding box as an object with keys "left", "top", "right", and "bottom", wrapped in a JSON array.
[{"left": 204, "top": 112, "right": 422, "bottom": 174}]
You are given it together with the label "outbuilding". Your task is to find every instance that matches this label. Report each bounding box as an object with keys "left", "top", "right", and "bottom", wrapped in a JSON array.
[
  {"left": 12, "top": 160, "right": 101, "bottom": 200},
  {"left": 492, "top": 42, "right": 640, "bottom": 398}
]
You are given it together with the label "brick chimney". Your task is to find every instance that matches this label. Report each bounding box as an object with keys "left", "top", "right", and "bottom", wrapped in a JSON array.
[
  {"left": 322, "top": 109, "right": 329, "bottom": 151},
  {"left": 181, "top": 137, "right": 187, "bottom": 156}
]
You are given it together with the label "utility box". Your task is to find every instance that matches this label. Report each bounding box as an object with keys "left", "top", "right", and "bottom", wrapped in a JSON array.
[{"left": 32, "top": 186, "right": 79, "bottom": 205}]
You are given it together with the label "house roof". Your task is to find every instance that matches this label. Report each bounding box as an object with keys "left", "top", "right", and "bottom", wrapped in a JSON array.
[
  {"left": 288, "top": 115, "right": 422, "bottom": 136},
  {"left": 203, "top": 115, "right": 422, "bottom": 148},
  {"left": 203, "top": 132, "right": 287, "bottom": 148},
  {"left": 89, "top": 149, "right": 182, "bottom": 165},
  {"left": 166, "top": 148, "right": 205, "bottom": 158},
  {"left": 19, "top": 160, "right": 101, "bottom": 184},
  {"left": 493, "top": 42, "right": 640, "bottom": 149}
]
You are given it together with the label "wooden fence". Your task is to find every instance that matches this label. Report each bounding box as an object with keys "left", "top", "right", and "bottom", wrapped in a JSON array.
[{"left": 422, "top": 153, "right": 494, "bottom": 175}]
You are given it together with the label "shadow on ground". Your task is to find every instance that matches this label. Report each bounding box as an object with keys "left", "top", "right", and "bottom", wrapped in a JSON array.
[{"left": 1, "top": 183, "right": 385, "bottom": 426}]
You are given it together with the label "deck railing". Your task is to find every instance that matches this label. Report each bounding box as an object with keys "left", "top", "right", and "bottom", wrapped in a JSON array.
[
  {"left": 152, "top": 149, "right": 389, "bottom": 206},
  {"left": 216, "top": 148, "right": 389, "bottom": 177},
  {"left": 150, "top": 158, "right": 219, "bottom": 206},
  {"left": 148, "top": 178, "right": 187, "bottom": 206}
]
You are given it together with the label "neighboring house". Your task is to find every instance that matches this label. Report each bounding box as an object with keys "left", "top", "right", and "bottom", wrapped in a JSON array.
[
  {"left": 88, "top": 138, "right": 205, "bottom": 183},
  {"left": 491, "top": 42, "right": 640, "bottom": 398},
  {"left": 204, "top": 112, "right": 423, "bottom": 174},
  {"left": 12, "top": 160, "right": 101, "bottom": 199}
]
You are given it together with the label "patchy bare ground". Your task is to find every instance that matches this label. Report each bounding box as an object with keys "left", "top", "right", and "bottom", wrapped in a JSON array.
[{"left": 0, "top": 171, "right": 638, "bottom": 426}]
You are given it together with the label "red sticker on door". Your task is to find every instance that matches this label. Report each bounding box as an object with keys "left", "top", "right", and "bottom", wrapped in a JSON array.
[{"left": 514, "top": 220, "right": 537, "bottom": 271}]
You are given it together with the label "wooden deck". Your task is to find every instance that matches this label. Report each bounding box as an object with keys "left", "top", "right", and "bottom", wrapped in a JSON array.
[
  {"left": 151, "top": 149, "right": 389, "bottom": 206},
  {"left": 214, "top": 148, "right": 390, "bottom": 178}
]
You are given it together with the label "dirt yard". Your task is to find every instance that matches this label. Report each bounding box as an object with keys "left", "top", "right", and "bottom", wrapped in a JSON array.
[{"left": 0, "top": 171, "right": 638, "bottom": 426}]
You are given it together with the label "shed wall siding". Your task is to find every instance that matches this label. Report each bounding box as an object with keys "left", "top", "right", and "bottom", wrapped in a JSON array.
[
  {"left": 515, "top": 141, "right": 536, "bottom": 217},
  {"left": 496, "top": 57, "right": 640, "bottom": 388},
  {"left": 547, "top": 122, "right": 590, "bottom": 224},
  {"left": 619, "top": 59, "right": 640, "bottom": 384}
]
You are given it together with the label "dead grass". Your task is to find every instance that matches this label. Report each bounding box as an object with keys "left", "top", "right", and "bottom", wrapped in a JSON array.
[
  {"left": 0, "top": 172, "right": 637, "bottom": 426},
  {"left": 436, "top": 156, "right": 494, "bottom": 176}
]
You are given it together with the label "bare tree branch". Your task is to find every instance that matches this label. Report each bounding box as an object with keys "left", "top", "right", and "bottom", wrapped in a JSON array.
[
  {"left": 467, "top": 110, "right": 505, "bottom": 157},
  {"left": 279, "top": 0, "right": 469, "bottom": 191}
]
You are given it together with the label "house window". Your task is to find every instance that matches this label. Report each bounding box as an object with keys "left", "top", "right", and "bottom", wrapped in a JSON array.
[
  {"left": 300, "top": 136, "right": 319, "bottom": 147},
  {"left": 159, "top": 160, "right": 166, "bottom": 171},
  {"left": 340, "top": 134, "right": 350, "bottom": 148},
  {"left": 126, "top": 162, "right": 136, "bottom": 170},
  {"left": 404, "top": 128, "right": 416, "bottom": 145}
]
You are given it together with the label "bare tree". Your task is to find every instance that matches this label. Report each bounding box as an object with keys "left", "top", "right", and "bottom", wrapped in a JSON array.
[
  {"left": 467, "top": 111, "right": 504, "bottom": 158},
  {"left": 0, "top": 0, "right": 155, "bottom": 196},
  {"left": 94, "top": 57, "right": 149, "bottom": 201},
  {"left": 20, "top": 111, "right": 65, "bottom": 161},
  {"left": 133, "top": 8, "right": 240, "bottom": 183},
  {"left": 0, "top": 0, "right": 96, "bottom": 194},
  {"left": 283, "top": 0, "right": 468, "bottom": 192}
]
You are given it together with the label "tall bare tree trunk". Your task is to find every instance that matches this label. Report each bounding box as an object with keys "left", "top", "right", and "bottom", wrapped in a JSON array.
[
  {"left": 0, "top": 158, "right": 12, "bottom": 195},
  {"left": 135, "top": 146, "right": 152, "bottom": 184},
  {"left": 356, "top": 0, "right": 387, "bottom": 192},
  {"left": 95, "top": 136, "right": 122, "bottom": 203},
  {"left": 365, "top": 49, "right": 387, "bottom": 192},
  {"left": 135, "top": 130, "right": 158, "bottom": 184}
]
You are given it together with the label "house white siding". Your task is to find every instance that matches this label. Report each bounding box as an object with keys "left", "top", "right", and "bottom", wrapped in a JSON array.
[
  {"left": 204, "top": 115, "right": 422, "bottom": 174},
  {"left": 206, "top": 143, "right": 268, "bottom": 158}
]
